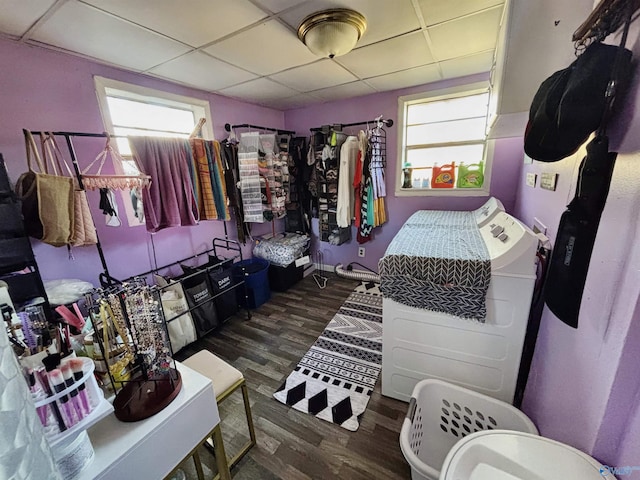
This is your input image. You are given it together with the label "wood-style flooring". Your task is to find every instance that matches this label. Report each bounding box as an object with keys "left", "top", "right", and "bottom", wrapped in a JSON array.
[{"left": 175, "top": 274, "right": 411, "bottom": 480}]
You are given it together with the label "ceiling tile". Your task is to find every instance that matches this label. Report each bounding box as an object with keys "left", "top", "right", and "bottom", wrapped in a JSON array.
[
  {"left": 261, "top": 93, "right": 323, "bottom": 110},
  {"left": 269, "top": 59, "right": 357, "bottom": 92},
  {"left": 311, "top": 81, "right": 376, "bottom": 101},
  {"left": 252, "top": 0, "right": 308, "bottom": 14},
  {"left": 418, "top": 0, "right": 504, "bottom": 27},
  {"left": 427, "top": 6, "right": 503, "bottom": 61},
  {"left": 219, "top": 78, "right": 300, "bottom": 103},
  {"left": 439, "top": 50, "right": 494, "bottom": 79},
  {"left": 31, "top": 2, "right": 191, "bottom": 71},
  {"left": 204, "top": 19, "right": 317, "bottom": 75},
  {"left": 365, "top": 64, "right": 442, "bottom": 91},
  {"left": 149, "top": 51, "right": 257, "bottom": 91},
  {"left": 0, "top": 0, "right": 56, "bottom": 37},
  {"left": 82, "top": 0, "right": 268, "bottom": 47},
  {"left": 280, "top": 0, "right": 420, "bottom": 48},
  {"left": 336, "top": 32, "right": 433, "bottom": 79}
]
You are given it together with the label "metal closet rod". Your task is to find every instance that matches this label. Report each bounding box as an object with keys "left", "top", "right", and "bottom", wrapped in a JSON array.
[
  {"left": 28, "top": 130, "right": 127, "bottom": 139},
  {"left": 224, "top": 123, "right": 295, "bottom": 135},
  {"left": 309, "top": 118, "right": 394, "bottom": 132}
]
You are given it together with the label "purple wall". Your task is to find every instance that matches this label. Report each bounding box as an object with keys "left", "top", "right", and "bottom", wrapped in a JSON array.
[
  {"left": 284, "top": 77, "right": 524, "bottom": 271},
  {"left": 0, "top": 37, "right": 284, "bottom": 284},
  {"left": 516, "top": 23, "right": 640, "bottom": 467}
]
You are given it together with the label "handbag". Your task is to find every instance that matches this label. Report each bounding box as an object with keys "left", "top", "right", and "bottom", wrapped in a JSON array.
[
  {"left": 15, "top": 130, "right": 74, "bottom": 246},
  {"left": 41, "top": 133, "right": 98, "bottom": 247}
]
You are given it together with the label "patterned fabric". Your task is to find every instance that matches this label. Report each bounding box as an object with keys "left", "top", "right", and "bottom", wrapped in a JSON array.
[
  {"left": 379, "top": 211, "right": 491, "bottom": 321},
  {"left": 190, "top": 138, "right": 217, "bottom": 220},
  {"left": 273, "top": 282, "right": 382, "bottom": 431},
  {"left": 405, "top": 209, "right": 477, "bottom": 228},
  {"left": 210, "top": 141, "right": 230, "bottom": 221},
  {"left": 253, "top": 233, "right": 309, "bottom": 267}
]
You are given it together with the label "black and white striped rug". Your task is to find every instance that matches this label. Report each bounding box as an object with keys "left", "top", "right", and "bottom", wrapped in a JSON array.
[{"left": 273, "top": 282, "right": 382, "bottom": 431}]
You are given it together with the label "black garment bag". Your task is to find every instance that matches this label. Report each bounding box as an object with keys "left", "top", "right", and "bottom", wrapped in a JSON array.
[{"left": 544, "top": 136, "right": 617, "bottom": 327}]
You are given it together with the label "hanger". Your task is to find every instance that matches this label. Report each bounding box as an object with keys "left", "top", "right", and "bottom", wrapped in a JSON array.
[
  {"left": 189, "top": 118, "right": 206, "bottom": 139},
  {"left": 572, "top": 0, "right": 640, "bottom": 44},
  {"left": 226, "top": 125, "right": 237, "bottom": 143}
]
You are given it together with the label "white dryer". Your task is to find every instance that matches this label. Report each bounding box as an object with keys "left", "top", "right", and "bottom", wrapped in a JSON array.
[{"left": 382, "top": 211, "right": 538, "bottom": 403}]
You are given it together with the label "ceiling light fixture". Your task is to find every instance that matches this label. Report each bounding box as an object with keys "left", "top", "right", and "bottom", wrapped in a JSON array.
[{"left": 297, "top": 8, "right": 367, "bottom": 59}]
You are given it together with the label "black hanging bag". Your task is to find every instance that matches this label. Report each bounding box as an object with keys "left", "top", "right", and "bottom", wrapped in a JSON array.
[
  {"left": 542, "top": 9, "right": 633, "bottom": 327},
  {"left": 544, "top": 136, "right": 617, "bottom": 327}
]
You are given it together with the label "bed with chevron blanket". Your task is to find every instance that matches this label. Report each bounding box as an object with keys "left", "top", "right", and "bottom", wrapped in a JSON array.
[{"left": 378, "top": 210, "right": 491, "bottom": 321}]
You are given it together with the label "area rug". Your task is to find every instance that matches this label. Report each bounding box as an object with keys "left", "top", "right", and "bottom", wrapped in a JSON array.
[{"left": 273, "top": 281, "right": 382, "bottom": 431}]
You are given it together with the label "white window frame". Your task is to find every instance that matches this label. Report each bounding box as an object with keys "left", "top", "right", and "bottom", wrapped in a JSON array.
[
  {"left": 396, "top": 81, "right": 494, "bottom": 197},
  {"left": 94, "top": 76, "right": 213, "bottom": 226}
]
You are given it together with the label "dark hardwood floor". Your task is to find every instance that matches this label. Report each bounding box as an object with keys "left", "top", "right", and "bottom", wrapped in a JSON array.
[{"left": 175, "top": 274, "right": 412, "bottom": 480}]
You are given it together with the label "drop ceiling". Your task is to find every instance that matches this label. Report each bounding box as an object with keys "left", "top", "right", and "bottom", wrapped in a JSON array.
[{"left": 0, "top": 0, "right": 505, "bottom": 110}]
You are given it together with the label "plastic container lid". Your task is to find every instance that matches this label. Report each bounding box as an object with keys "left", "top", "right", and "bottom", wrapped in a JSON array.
[{"left": 440, "top": 430, "right": 608, "bottom": 480}]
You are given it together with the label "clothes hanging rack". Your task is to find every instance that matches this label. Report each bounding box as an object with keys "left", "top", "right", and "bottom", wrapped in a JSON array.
[
  {"left": 29, "top": 130, "right": 119, "bottom": 284},
  {"left": 224, "top": 123, "right": 295, "bottom": 135},
  {"left": 572, "top": 0, "right": 640, "bottom": 44},
  {"left": 309, "top": 118, "right": 394, "bottom": 133}
]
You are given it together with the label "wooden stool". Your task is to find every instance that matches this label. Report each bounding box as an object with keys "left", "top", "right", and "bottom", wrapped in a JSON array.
[{"left": 183, "top": 350, "right": 257, "bottom": 477}]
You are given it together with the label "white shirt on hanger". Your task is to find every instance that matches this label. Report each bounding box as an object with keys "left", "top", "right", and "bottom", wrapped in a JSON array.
[{"left": 337, "top": 136, "right": 359, "bottom": 228}]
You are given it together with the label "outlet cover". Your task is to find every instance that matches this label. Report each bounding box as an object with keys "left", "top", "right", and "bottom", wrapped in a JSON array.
[
  {"left": 540, "top": 173, "right": 558, "bottom": 191},
  {"left": 358, "top": 247, "right": 365, "bottom": 257},
  {"left": 526, "top": 173, "right": 537, "bottom": 187}
]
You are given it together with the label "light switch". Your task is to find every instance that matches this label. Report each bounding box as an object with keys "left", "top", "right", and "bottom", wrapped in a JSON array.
[{"left": 540, "top": 173, "right": 558, "bottom": 191}]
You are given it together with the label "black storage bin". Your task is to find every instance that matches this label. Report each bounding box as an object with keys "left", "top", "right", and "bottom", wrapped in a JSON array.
[
  {"left": 180, "top": 271, "right": 218, "bottom": 336},
  {"left": 268, "top": 261, "right": 304, "bottom": 292},
  {"left": 208, "top": 264, "right": 239, "bottom": 322}
]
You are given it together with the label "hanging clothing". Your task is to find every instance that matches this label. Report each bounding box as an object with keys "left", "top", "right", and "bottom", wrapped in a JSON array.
[
  {"left": 286, "top": 136, "right": 310, "bottom": 234},
  {"left": 211, "top": 141, "right": 230, "bottom": 221},
  {"left": 221, "top": 141, "right": 249, "bottom": 243},
  {"left": 369, "top": 127, "right": 387, "bottom": 227},
  {"left": 190, "top": 138, "right": 217, "bottom": 220},
  {"left": 357, "top": 142, "right": 374, "bottom": 244},
  {"left": 353, "top": 131, "right": 367, "bottom": 229},
  {"left": 129, "top": 137, "right": 198, "bottom": 233},
  {"left": 337, "top": 135, "right": 358, "bottom": 228}
]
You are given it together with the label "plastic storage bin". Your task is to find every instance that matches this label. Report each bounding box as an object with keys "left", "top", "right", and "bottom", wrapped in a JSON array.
[
  {"left": 269, "top": 261, "right": 304, "bottom": 292},
  {"left": 400, "top": 379, "right": 538, "bottom": 480},
  {"left": 233, "top": 258, "right": 270, "bottom": 309}
]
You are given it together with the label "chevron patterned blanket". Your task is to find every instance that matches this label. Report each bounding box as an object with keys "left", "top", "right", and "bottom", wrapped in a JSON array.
[{"left": 379, "top": 211, "right": 491, "bottom": 321}]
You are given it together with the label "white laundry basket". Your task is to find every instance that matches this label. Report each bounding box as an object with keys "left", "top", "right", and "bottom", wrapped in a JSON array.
[{"left": 400, "top": 379, "right": 538, "bottom": 480}]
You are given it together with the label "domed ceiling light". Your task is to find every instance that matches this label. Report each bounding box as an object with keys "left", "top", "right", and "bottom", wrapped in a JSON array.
[{"left": 297, "top": 8, "right": 367, "bottom": 59}]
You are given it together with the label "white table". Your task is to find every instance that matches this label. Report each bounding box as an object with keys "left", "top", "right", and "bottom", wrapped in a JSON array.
[{"left": 78, "top": 363, "right": 230, "bottom": 480}]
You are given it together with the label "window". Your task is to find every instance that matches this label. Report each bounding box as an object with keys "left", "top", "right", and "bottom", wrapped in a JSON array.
[
  {"left": 94, "top": 77, "right": 213, "bottom": 225},
  {"left": 397, "top": 83, "right": 493, "bottom": 196}
]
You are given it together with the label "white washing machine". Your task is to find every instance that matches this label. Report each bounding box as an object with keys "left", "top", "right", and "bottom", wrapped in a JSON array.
[
  {"left": 474, "top": 197, "right": 504, "bottom": 227},
  {"left": 382, "top": 211, "right": 538, "bottom": 404},
  {"left": 440, "top": 430, "right": 612, "bottom": 480}
]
